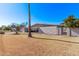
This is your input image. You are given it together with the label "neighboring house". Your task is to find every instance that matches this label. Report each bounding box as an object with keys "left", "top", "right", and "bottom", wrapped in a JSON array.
[
  {"left": 31, "top": 24, "right": 59, "bottom": 35},
  {"left": 20, "top": 26, "right": 28, "bottom": 32},
  {"left": 20, "top": 24, "right": 28, "bottom": 32},
  {"left": 39, "top": 26, "right": 59, "bottom": 35},
  {"left": 59, "top": 23, "right": 79, "bottom": 36},
  {"left": 20, "top": 26, "right": 25, "bottom": 32},
  {"left": 58, "top": 23, "right": 67, "bottom": 35},
  {"left": 31, "top": 23, "right": 79, "bottom": 36},
  {"left": 66, "top": 28, "right": 79, "bottom": 36}
]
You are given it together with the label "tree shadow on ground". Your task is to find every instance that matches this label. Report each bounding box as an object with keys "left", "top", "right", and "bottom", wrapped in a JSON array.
[{"left": 32, "top": 36, "right": 79, "bottom": 44}]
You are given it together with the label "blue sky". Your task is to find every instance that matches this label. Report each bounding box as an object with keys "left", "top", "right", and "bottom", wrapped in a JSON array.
[
  {"left": 0, "top": 3, "right": 28, "bottom": 26},
  {"left": 0, "top": 3, "right": 79, "bottom": 26}
]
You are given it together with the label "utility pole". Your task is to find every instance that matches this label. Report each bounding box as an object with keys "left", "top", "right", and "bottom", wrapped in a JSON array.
[{"left": 28, "top": 3, "right": 32, "bottom": 37}]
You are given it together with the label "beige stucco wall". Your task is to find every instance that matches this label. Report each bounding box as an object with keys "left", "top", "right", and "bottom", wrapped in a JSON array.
[
  {"left": 67, "top": 28, "right": 79, "bottom": 36},
  {"left": 38, "top": 26, "right": 59, "bottom": 35}
]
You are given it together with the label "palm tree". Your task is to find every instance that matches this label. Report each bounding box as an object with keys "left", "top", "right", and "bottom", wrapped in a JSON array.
[
  {"left": 64, "top": 15, "right": 76, "bottom": 36},
  {"left": 28, "top": 3, "right": 32, "bottom": 37}
]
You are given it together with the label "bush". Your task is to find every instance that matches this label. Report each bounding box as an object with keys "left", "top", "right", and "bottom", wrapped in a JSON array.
[{"left": 0, "top": 31, "right": 5, "bottom": 34}]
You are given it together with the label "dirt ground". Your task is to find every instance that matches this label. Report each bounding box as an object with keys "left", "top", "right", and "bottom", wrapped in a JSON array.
[{"left": 0, "top": 33, "right": 79, "bottom": 56}]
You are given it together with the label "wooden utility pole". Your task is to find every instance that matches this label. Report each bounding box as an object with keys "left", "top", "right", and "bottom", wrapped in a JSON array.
[{"left": 28, "top": 3, "right": 32, "bottom": 37}]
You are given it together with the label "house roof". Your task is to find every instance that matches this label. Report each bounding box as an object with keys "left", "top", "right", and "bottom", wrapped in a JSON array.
[
  {"left": 31, "top": 23, "right": 58, "bottom": 27},
  {"left": 59, "top": 23, "right": 65, "bottom": 27}
]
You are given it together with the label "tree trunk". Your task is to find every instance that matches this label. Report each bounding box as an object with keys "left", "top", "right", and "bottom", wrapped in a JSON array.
[
  {"left": 16, "top": 31, "right": 18, "bottom": 34},
  {"left": 69, "top": 28, "right": 72, "bottom": 36}
]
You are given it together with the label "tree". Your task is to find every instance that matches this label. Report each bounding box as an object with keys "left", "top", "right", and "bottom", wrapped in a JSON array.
[
  {"left": 16, "top": 24, "right": 20, "bottom": 31},
  {"left": 11, "top": 23, "right": 19, "bottom": 34},
  {"left": 20, "top": 22, "right": 27, "bottom": 27},
  {"left": 4, "top": 25, "right": 11, "bottom": 31},
  {"left": 64, "top": 15, "right": 76, "bottom": 36},
  {"left": 75, "top": 20, "right": 79, "bottom": 27},
  {"left": 1, "top": 25, "right": 6, "bottom": 30}
]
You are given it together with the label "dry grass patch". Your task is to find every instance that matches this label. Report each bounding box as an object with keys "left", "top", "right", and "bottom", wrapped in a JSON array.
[{"left": 0, "top": 33, "right": 79, "bottom": 55}]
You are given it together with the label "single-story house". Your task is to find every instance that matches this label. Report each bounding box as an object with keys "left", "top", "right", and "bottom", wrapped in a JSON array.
[
  {"left": 31, "top": 24, "right": 60, "bottom": 35},
  {"left": 59, "top": 23, "right": 79, "bottom": 36},
  {"left": 31, "top": 23, "right": 79, "bottom": 36},
  {"left": 66, "top": 28, "right": 79, "bottom": 36}
]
